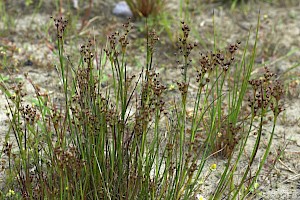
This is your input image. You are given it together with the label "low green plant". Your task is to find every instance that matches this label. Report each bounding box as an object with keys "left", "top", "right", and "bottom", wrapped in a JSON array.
[{"left": 0, "top": 13, "right": 285, "bottom": 200}]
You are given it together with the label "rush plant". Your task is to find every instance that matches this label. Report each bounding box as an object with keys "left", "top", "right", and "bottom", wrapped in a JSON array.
[{"left": 0, "top": 13, "right": 284, "bottom": 200}]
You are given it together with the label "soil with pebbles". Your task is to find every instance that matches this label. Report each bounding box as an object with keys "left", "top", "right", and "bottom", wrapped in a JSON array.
[{"left": 0, "top": 0, "right": 300, "bottom": 199}]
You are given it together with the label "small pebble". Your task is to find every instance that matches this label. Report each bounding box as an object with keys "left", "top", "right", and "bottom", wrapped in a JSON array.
[{"left": 72, "top": 0, "right": 79, "bottom": 9}]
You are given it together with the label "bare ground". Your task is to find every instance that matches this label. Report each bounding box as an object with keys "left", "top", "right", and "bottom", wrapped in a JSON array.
[{"left": 0, "top": 0, "right": 299, "bottom": 199}]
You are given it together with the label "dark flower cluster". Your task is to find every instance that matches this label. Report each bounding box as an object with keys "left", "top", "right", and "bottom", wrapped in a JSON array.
[
  {"left": 196, "top": 41, "right": 240, "bottom": 84},
  {"left": 176, "top": 21, "right": 197, "bottom": 77},
  {"left": 147, "top": 30, "right": 159, "bottom": 55},
  {"left": 51, "top": 16, "right": 68, "bottom": 39},
  {"left": 248, "top": 67, "right": 284, "bottom": 117},
  {"left": 80, "top": 40, "right": 94, "bottom": 64},
  {"left": 104, "top": 19, "right": 132, "bottom": 57}
]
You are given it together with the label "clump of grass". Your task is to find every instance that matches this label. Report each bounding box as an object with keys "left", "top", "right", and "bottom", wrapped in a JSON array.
[
  {"left": 0, "top": 13, "right": 285, "bottom": 199},
  {"left": 125, "top": 0, "right": 165, "bottom": 18}
]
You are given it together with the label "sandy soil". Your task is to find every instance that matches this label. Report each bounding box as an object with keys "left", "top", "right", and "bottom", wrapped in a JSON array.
[{"left": 0, "top": 0, "right": 299, "bottom": 199}]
